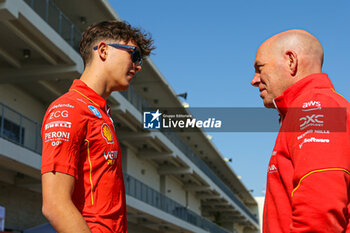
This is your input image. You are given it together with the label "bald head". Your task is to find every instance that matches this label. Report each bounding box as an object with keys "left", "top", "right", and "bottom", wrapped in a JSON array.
[
  {"left": 251, "top": 30, "right": 324, "bottom": 108},
  {"left": 260, "top": 29, "right": 324, "bottom": 75}
]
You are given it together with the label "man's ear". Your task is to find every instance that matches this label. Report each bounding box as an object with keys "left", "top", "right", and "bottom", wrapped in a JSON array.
[
  {"left": 285, "top": 50, "right": 298, "bottom": 76},
  {"left": 97, "top": 42, "right": 108, "bottom": 61}
]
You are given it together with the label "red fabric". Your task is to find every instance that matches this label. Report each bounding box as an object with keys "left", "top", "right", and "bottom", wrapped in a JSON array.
[
  {"left": 263, "top": 73, "right": 350, "bottom": 233},
  {"left": 41, "top": 79, "right": 127, "bottom": 233}
]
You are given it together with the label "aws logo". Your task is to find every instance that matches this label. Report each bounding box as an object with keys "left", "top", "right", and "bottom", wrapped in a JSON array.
[
  {"left": 302, "top": 101, "right": 321, "bottom": 111},
  {"left": 101, "top": 123, "right": 114, "bottom": 144}
]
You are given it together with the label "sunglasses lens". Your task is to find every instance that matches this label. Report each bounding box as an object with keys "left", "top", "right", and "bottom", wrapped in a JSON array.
[{"left": 132, "top": 48, "right": 142, "bottom": 66}]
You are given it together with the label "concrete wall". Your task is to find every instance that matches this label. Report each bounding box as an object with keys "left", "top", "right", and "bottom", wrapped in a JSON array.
[
  {"left": 246, "top": 203, "right": 259, "bottom": 221},
  {"left": 234, "top": 223, "right": 245, "bottom": 233},
  {"left": 0, "top": 181, "right": 46, "bottom": 231},
  {"left": 0, "top": 84, "right": 45, "bottom": 123},
  {"left": 187, "top": 190, "right": 201, "bottom": 214},
  {"left": 124, "top": 147, "right": 201, "bottom": 214},
  {"left": 255, "top": 196, "right": 264, "bottom": 233},
  {"left": 165, "top": 176, "right": 186, "bottom": 206},
  {"left": 126, "top": 148, "right": 160, "bottom": 191},
  {"left": 244, "top": 228, "right": 259, "bottom": 233},
  {"left": 0, "top": 84, "right": 45, "bottom": 152}
]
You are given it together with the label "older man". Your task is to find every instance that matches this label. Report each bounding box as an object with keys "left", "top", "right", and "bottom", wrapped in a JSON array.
[{"left": 251, "top": 30, "right": 350, "bottom": 232}]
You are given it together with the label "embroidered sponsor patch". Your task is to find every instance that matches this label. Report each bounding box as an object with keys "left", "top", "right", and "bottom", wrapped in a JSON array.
[
  {"left": 268, "top": 164, "right": 277, "bottom": 173},
  {"left": 104, "top": 150, "right": 118, "bottom": 165},
  {"left": 76, "top": 98, "right": 87, "bottom": 104},
  {"left": 49, "top": 110, "right": 69, "bottom": 119},
  {"left": 49, "top": 103, "right": 74, "bottom": 112},
  {"left": 101, "top": 123, "right": 113, "bottom": 144},
  {"left": 299, "top": 137, "right": 330, "bottom": 149},
  {"left": 299, "top": 114, "right": 324, "bottom": 130},
  {"left": 45, "top": 121, "right": 72, "bottom": 130},
  {"left": 302, "top": 100, "right": 321, "bottom": 111},
  {"left": 268, "top": 152, "right": 278, "bottom": 174},
  {"left": 88, "top": 105, "right": 102, "bottom": 118},
  {"left": 44, "top": 131, "right": 70, "bottom": 144}
]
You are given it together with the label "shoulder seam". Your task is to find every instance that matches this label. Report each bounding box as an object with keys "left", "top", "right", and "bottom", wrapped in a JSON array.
[{"left": 331, "top": 88, "right": 347, "bottom": 101}]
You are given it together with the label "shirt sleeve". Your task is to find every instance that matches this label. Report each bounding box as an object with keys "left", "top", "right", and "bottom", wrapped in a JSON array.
[
  {"left": 41, "top": 99, "right": 87, "bottom": 178},
  {"left": 287, "top": 96, "right": 350, "bottom": 232}
]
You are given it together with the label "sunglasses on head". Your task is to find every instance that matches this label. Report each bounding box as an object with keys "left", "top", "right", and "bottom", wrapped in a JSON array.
[{"left": 93, "top": 43, "right": 143, "bottom": 66}]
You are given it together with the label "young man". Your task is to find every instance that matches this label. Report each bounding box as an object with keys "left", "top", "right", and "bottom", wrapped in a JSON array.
[
  {"left": 251, "top": 29, "right": 350, "bottom": 232},
  {"left": 41, "top": 20, "right": 154, "bottom": 233}
]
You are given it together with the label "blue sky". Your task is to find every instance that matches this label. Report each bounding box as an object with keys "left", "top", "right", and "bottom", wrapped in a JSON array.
[{"left": 112, "top": 0, "right": 350, "bottom": 196}]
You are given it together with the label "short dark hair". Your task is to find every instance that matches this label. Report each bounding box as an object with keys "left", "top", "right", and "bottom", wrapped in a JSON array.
[{"left": 79, "top": 20, "right": 155, "bottom": 66}]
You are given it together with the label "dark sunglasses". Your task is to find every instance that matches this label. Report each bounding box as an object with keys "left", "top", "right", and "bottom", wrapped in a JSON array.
[{"left": 93, "top": 43, "right": 143, "bottom": 66}]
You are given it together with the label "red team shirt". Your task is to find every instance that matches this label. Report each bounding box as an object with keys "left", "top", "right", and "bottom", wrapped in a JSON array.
[
  {"left": 41, "top": 79, "right": 127, "bottom": 233},
  {"left": 264, "top": 73, "right": 350, "bottom": 233}
]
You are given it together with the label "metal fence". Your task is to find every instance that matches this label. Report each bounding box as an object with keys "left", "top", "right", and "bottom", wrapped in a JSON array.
[
  {"left": 23, "top": 0, "right": 81, "bottom": 51},
  {"left": 121, "top": 88, "right": 259, "bottom": 224},
  {"left": 0, "top": 102, "right": 42, "bottom": 154},
  {"left": 124, "top": 173, "right": 229, "bottom": 233}
]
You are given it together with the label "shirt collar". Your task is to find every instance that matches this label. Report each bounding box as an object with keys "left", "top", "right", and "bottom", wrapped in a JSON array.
[
  {"left": 274, "top": 73, "right": 334, "bottom": 117},
  {"left": 69, "top": 79, "right": 107, "bottom": 110}
]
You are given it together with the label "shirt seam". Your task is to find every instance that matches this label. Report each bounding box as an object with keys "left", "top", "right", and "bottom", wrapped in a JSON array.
[
  {"left": 41, "top": 164, "right": 78, "bottom": 179},
  {"left": 85, "top": 139, "right": 94, "bottom": 205},
  {"left": 331, "top": 88, "right": 346, "bottom": 100},
  {"left": 291, "top": 168, "right": 350, "bottom": 197},
  {"left": 70, "top": 88, "right": 101, "bottom": 108}
]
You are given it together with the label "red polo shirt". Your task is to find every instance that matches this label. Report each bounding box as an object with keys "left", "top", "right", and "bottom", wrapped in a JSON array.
[
  {"left": 41, "top": 79, "right": 127, "bottom": 233},
  {"left": 264, "top": 73, "right": 350, "bottom": 233}
]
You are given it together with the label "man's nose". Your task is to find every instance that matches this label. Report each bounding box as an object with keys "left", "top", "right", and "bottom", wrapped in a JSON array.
[{"left": 251, "top": 73, "right": 260, "bottom": 87}]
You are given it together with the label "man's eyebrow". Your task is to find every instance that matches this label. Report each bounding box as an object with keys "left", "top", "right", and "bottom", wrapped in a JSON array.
[{"left": 254, "top": 62, "right": 263, "bottom": 68}]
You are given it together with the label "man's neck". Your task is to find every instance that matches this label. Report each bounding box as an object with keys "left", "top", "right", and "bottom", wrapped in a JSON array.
[{"left": 80, "top": 67, "right": 110, "bottom": 99}]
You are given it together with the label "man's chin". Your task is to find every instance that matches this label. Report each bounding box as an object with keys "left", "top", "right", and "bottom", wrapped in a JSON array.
[
  {"left": 114, "top": 83, "right": 130, "bottom": 92},
  {"left": 264, "top": 105, "right": 275, "bottom": 109},
  {"left": 120, "top": 84, "right": 130, "bottom": 91},
  {"left": 263, "top": 100, "right": 275, "bottom": 109}
]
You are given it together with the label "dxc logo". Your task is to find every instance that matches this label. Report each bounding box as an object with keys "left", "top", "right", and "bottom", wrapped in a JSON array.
[{"left": 299, "top": 114, "right": 324, "bottom": 128}]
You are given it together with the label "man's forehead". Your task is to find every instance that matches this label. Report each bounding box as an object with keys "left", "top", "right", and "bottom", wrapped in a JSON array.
[
  {"left": 257, "top": 40, "right": 270, "bottom": 54},
  {"left": 106, "top": 39, "right": 137, "bottom": 46},
  {"left": 254, "top": 47, "right": 265, "bottom": 64},
  {"left": 122, "top": 39, "right": 139, "bottom": 47},
  {"left": 255, "top": 39, "right": 275, "bottom": 61},
  {"left": 126, "top": 40, "right": 137, "bottom": 47}
]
